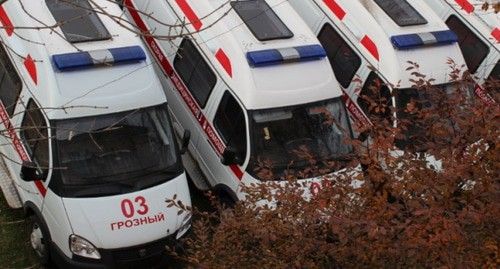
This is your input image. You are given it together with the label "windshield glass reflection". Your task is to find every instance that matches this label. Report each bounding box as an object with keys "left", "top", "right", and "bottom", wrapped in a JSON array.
[
  {"left": 248, "top": 97, "right": 354, "bottom": 180},
  {"left": 54, "top": 104, "right": 181, "bottom": 196}
]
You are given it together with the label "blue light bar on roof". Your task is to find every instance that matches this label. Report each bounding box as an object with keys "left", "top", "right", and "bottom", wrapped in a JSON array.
[
  {"left": 246, "top": 44, "right": 327, "bottom": 67},
  {"left": 52, "top": 45, "right": 146, "bottom": 71},
  {"left": 391, "top": 30, "right": 458, "bottom": 50}
]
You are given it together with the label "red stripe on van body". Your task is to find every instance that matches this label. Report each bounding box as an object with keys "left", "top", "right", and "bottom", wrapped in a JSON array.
[
  {"left": 0, "top": 6, "right": 14, "bottom": 36},
  {"left": 24, "top": 54, "right": 37, "bottom": 85},
  {"left": 360, "top": 35, "right": 379, "bottom": 61},
  {"left": 124, "top": 0, "right": 147, "bottom": 32},
  {"left": 454, "top": 0, "right": 474, "bottom": 14},
  {"left": 171, "top": 69, "right": 244, "bottom": 180},
  {"left": 176, "top": 0, "right": 203, "bottom": 31},
  {"left": 341, "top": 89, "right": 372, "bottom": 128},
  {"left": 215, "top": 49, "right": 232, "bottom": 77},
  {"left": 491, "top": 28, "right": 500, "bottom": 43},
  {"left": 473, "top": 84, "right": 496, "bottom": 105},
  {"left": 323, "top": 0, "right": 346, "bottom": 20},
  {"left": 0, "top": 103, "right": 46, "bottom": 197},
  {"left": 230, "top": 165, "right": 243, "bottom": 180},
  {"left": 124, "top": 0, "right": 173, "bottom": 75}
]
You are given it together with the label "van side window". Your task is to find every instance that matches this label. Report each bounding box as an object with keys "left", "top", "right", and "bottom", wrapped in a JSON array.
[
  {"left": 0, "top": 45, "right": 22, "bottom": 117},
  {"left": 214, "top": 92, "right": 247, "bottom": 160},
  {"left": 357, "top": 72, "right": 393, "bottom": 123},
  {"left": 485, "top": 60, "right": 499, "bottom": 90},
  {"left": 21, "top": 100, "right": 49, "bottom": 179},
  {"left": 445, "top": 15, "right": 489, "bottom": 74},
  {"left": 489, "top": 60, "right": 499, "bottom": 81},
  {"left": 174, "top": 38, "right": 217, "bottom": 108},
  {"left": 318, "top": 23, "right": 361, "bottom": 88}
]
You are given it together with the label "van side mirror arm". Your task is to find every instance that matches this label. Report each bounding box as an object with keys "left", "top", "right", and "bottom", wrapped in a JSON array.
[
  {"left": 221, "top": 146, "right": 244, "bottom": 166},
  {"left": 20, "top": 161, "right": 42, "bottom": 182},
  {"left": 179, "top": 129, "right": 191, "bottom": 155}
]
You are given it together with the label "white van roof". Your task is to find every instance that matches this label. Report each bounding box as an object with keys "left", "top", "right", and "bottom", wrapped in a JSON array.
[
  {"left": 165, "top": 0, "right": 343, "bottom": 110},
  {"left": 314, "top": 0, "right": 469, "bottom": 88},
  {"left": 1, "top": 0, "right": 166, "bottom": 119}
]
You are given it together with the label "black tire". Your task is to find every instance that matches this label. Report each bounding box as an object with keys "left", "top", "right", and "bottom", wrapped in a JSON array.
[
  {"left": 30, "top": 215, "right": 51, "bottom": 266},
  {"left": 218, "top": 193, "right": 236, "bottom": 209}
]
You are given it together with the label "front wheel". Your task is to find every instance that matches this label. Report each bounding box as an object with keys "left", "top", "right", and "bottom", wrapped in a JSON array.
[{"left": 30, "top": 215, "right": 51, "bottom": 265}]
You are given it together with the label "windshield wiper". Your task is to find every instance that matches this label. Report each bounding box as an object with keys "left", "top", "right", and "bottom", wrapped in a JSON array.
[{"left": 81, "top": 175, "right": 136, "bottom": 188}]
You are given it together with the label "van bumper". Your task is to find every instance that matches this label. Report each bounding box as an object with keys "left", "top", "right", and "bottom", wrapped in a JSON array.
[{"left": 51, "top": 232, "right": 186, "bottom": 269}]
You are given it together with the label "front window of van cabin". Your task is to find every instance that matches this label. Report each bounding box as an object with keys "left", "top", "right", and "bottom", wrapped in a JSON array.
[
  {"left": 21, "top": 100, "right": 50, "bottom": 180},
  {"left": 394, "top": 82, "right": 473, "bottom": 150},
  {"left": 485, "top": 60, "right": 499, "bottom": 90},
  {"left": 214, "top": 92, "right": 247, "bottom": 164},
  {"left": 357, "top": 72, "right": 393, "bottom": 125},
  {"left": 248, "top": 97, "right": 354, "bottom": 181},
  {"left": 52, "top": 104, "right": 181, "bottom": 197}
]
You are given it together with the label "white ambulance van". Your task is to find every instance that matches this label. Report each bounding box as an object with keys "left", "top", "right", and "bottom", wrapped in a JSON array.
[
  {"left": 122, "top": 0, "right": 356, "bottom": 202},
  {"left": 422, "top": 0, "right": 499, "bottom": 104},
  {"left": 0, "top": 0, "right": 192, "bottom": 268},
  {"left": 288, "top": 0, "right": 486, "bottom": 150}
]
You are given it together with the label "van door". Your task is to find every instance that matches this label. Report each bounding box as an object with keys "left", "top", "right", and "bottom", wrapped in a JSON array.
[
  {"left": 17, "top": 99, "right": 50, "bottom": 208},
  {"left": 169, "top": 38, "right": 220, "bottom": 182},
  {"left": 196, "top": 90, "right": 247, "bottom": 196}
]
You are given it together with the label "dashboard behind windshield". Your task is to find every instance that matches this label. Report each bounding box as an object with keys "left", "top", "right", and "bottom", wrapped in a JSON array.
[
  {"left": 394, "top": 82, "right": 473, "bottom": 150},
  {"left": 248, "top": 97, "right": 354, "bottom": 180},
  {"left": 51, "top": 104, "right": 182, "bottom": 197}
]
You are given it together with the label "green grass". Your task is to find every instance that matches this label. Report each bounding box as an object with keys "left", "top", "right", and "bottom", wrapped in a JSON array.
[{"left": 0, "top": 192, "right": 44, "bottom": 269}]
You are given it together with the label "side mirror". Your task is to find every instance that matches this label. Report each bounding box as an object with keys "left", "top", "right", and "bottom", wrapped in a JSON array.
[
  {"left": 20, "top": 162, "right": 42, "bottom": 182},
  {"left": 221, "top": 146, "right": 244, "bottom": 166},
  {"left": 179, "top": 129, "right": 191, "bottom": 155}
]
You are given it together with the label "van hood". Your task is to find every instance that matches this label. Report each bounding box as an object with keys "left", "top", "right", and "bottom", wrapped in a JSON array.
[
  {"left": 62, "top": 176, "right": 191, "bottom": 249},
  {"left": 239, "top": 165, "right": 364, "bottom": 204}
]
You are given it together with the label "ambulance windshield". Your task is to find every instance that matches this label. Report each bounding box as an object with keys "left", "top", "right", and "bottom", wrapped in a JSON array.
[
  {"left": 53, "top": 104, "right": 182, "bottom": 197},
  {"left": 248, "top": 97, "right": 354, "bottom": 181},
  {"left": 394, "top": 82, "right": 473, "bottom": 150}
]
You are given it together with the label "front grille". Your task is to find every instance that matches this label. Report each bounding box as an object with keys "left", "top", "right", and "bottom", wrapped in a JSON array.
[{"left": 113, "top": 237, "right": 172, "bottom": 262}]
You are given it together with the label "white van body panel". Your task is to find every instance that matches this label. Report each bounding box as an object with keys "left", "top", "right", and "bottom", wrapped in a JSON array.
[
  {"left": 42, "top": 190, "right": 74, "bottom": 258},
  {"left": 124, "top": 0, "right": 358, "bottom": 200},
  {"left": 0, "top": 1, "right": 192, "bottom": 268},
  {"left": 286, "top": 0, "right": 483, "bottom": 172},
  {"left": 422, "top": 0, "right": 499, "bottom": 104},
  {"left": 288, "top": 0, "right": 474, "bottom": 128},
  {"left": 62, "top": 176, "right": 190, "bottom": 250}
]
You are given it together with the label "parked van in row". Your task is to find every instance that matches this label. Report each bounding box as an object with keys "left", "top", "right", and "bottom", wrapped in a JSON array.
[
  {"left": 0, "top": 0, "right": 191, "bottom": 268},
  {"left": 123, "top": 0, "right": 357, "bottom": 202},
  {"left": 288, "top": 0, "right": 485, "bottom": 149},
  {"left": 423, "top": 0, "right": 498, "bottom": 104}
]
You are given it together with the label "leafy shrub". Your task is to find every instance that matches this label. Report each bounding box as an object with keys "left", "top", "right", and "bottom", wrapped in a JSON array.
[{"left": 168, "top": 68, "right": 499, "bottom": 269}]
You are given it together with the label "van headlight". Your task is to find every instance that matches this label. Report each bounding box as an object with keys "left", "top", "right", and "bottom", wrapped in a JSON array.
[
  {"left": 69, "top": 234, "right": 101, "bottom": 259},
  {"left": 176, "top": 212, "right": 192, "bottom": 239}
]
